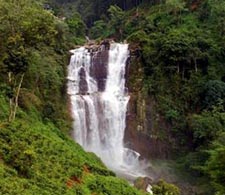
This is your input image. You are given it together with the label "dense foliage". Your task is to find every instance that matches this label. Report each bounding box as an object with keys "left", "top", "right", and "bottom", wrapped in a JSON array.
[
  {"left": 48, "top": 0, "right": 155, "bottom": 26},
  {"left": 0, "top": 0, "right": 146, "bottom": 194},
  {"left": 87, "top": 0, "right": 225, "bottom": 194},
  {"left": 0, "top": 97, "right": 146, "bottom": 194},
  {"left": 1, "top": 0, "right": 225, "bottom": 194}
]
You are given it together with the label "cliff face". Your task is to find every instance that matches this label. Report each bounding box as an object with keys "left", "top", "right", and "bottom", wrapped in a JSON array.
[
  {"left": 90, "top": 44, "right": 109, "bottom": 92},
  {"left": 125, "top": 46, "right": 172, "bottom": 159}
]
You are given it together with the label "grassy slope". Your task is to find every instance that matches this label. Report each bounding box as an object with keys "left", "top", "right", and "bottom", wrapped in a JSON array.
[{"left": 0, "top": 96, "right": 145, "bottom": 195}]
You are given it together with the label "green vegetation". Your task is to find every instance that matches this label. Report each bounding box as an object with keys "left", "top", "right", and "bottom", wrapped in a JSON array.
[
  {"left": 0, "top": 100, "right": 145, "bottom": 194},
  {"left": 47, "top": 0, "right": 149, "bottom": 27},
  {"left": 0, "top": 0, "right": 146, "bottom": 194},
  {"left": 87, "top": 0, "right": 225, "bottom": 194},
  {"left": 1, "top": 0, "right": 225, "bottom": 194},
  {"left": 152, "top": 179, "right": 180, "bottom": 195}
]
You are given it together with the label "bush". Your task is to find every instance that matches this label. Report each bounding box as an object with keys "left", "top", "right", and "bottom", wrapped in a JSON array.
[{"left": 152, "top": 179, "right": 180, "bottom": 195}]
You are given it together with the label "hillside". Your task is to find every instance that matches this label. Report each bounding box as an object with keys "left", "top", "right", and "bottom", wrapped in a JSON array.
[{"left": 0, "top": 96, "right": 145, "bottom": 195}]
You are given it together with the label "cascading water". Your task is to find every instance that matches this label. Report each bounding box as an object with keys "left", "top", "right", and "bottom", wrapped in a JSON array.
[{"left": 67, "top": 43, "right": 146, "bottom": 178}]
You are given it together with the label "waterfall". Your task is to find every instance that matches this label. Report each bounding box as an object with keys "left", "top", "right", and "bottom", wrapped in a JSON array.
[{"left": 67, "top": 43, "right": 145, "bottom": 178}]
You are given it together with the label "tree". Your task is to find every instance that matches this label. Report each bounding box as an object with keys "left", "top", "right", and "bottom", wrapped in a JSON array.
[
  {"left": 0, "top": 0, "right": 57, "bottom": 122},
  {"left": 204, "top": 132, "right": 225, "bottom": 194},
  {"left": 108, "top": 5, "right": 126, "bottom": 39},
  {"left": 90, "top": 20, "right": 109, "bottom": 39},
  {"left": 152, "top": 179, "right": 180, "bottom": 195},
  {"left": 65, "top": 12, "right": 86, "bottom": 44},
  {"left": 189, "top": 109, "right": 225, "bottom": 147},
  {"left": 201, "top": 80, "right": 225, "bottom": 110}
]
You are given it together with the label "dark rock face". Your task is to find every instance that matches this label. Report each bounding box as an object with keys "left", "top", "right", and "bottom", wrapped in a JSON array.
[
  {"left": 76, "top": 41, "right": 110, "bottom": 93},
  {"left": 90, "top": 45, "right": 109, "bottom": 91},
  {"left": 124, "top": 46, "right": 171, "bottom": 159},
  {"left": 125, "top": 96, "right": 170, "bottom": 159},
  {"left": 79, "top": 67, "right": 88, "bottom": 94}
]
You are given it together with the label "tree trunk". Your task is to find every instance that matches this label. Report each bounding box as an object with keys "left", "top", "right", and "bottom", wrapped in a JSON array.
[
  {"left": 8, "top": 73, "right": 25, "bottom": 122},
  {"left": 177, "top": 62, "right": 180, "bottom": 73},
  {"left": 8, "top": 72, "right": 14, "bottom": 122},
  {"left": 12, "top": 73, "right": 24, "bottom": 121},
  {"left": 182, "top": 65, "right": 185, "bottom": 79},
  {"left": 194, "top": 58, "right": 198, "bottom": 72}
]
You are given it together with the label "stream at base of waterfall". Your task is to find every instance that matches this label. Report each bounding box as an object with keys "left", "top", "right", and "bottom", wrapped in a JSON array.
[{"left": 67, "top": 43, "right": 148, "bottom": 180}]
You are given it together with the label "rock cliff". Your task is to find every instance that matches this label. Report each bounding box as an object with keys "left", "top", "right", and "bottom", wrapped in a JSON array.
[{"left": 125, "top": 45, "right": 172, "bottom": 159}]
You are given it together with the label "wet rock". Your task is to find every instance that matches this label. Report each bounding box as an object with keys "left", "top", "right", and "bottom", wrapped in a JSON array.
[
  {"left": 78, "top": 67, "right": 88, "bottom": 94},
  {"left": 134, "top": 177, "right": 153, "bottom": 194},
  {"left": 90, "top": 45, "right": 109, "bottom": 92},
  {"left": 100, "top": 39, "right": 113, "bottom": 50}
]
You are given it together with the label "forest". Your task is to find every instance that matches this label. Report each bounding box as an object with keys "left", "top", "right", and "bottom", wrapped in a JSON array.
[{"left": 0, "top": 0, "right": 225, "bottom": 194}]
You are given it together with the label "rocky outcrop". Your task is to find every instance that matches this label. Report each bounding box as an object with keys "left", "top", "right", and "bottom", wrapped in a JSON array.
[
  {"left": 86, "top": 39, "right": 112, "bottom": 92},
  {"left": 78, "top": 67, "right": 88, "bottom": 94},
  {"left": 134, "top": 177, "right": 153, "bottom": 194},
  {"left": 90, "top": 45, "right": 109, "bottom": 92}
]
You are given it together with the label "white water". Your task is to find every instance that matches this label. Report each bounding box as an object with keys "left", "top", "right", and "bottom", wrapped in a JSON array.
[{"left": 67, "top": 43, "right": 146, "bottom": 178}]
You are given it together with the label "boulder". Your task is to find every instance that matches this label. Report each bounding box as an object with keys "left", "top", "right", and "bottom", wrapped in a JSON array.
[{"left": 134, "top": 177, "right": 153, "bottom": 194}]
